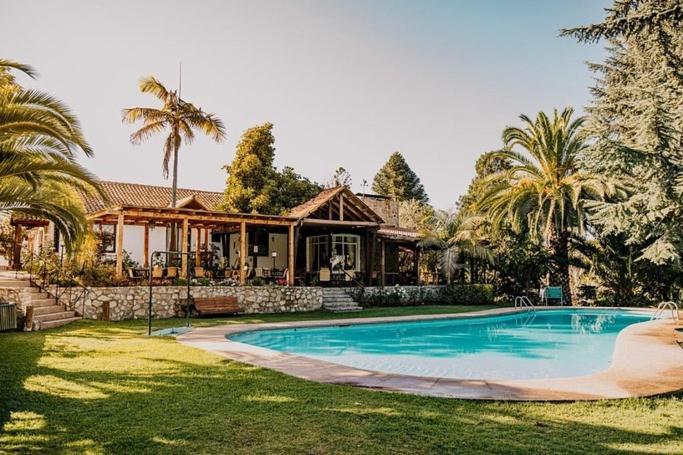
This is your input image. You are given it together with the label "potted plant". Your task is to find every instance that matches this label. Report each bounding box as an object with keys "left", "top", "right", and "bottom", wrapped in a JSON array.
[{"left": 152, "top": 256, "right": 164, "bottom": 279}]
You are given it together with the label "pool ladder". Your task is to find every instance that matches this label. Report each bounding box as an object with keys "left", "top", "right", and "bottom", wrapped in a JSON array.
[
  {"left": 514, "top": 296, "right": 535, "bottom": 312},
  {"left": 652, "top": 301, "right": 680, "bottom": 321}
]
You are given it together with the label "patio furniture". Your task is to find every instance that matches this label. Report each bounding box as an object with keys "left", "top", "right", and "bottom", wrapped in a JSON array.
[
  {"left": 166, "top": 266, "right": 178, "bottom": 280},
  {"left": 541, "top": 286, "right": 565, "bottom": 305},
  {"left": 126, "top": 267, "right": 146, "bottom": 284},
  {"left": 254, "top": 268, "right": 264, "bottom": 278},
  {"left": 193, "top": 296, "right": 242, "bottom": 316},
  {"left": 194, "top": 266, "right": 208, "bottom": 278},
  {"left": 275, "top": 268, "right": 289, "bottom": 286},
  {"left": 319, "top": 267, "right": 331, "bottom": 283}
]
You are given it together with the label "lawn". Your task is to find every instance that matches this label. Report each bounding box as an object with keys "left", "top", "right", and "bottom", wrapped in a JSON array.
[{"left": 1, "top": 305, "right": 682, "bottom": 454}]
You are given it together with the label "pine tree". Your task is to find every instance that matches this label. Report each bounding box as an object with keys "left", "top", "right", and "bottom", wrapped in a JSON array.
[
  {"left": 372, "top": 152, "right": 428, "bottom": 203},
  {"left": 221, "top": 123, "right": 278, "bottom": 213},
  {"left": 567, "top": 0, "right": 683, "bottom": 271}
]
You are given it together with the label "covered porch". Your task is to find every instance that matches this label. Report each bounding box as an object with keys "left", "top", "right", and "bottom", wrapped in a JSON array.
[{"left": 86, "top": 205, "right": 298, "bottom": 285}]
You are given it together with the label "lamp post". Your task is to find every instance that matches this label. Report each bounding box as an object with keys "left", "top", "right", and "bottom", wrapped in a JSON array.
[{"left": 271, "top": 251, "right": 277, "bottom": 270}]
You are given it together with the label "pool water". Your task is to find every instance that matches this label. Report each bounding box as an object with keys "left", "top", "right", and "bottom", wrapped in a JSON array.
[{"left": 230, "top": 309, "right": 651, "bottom": 380}]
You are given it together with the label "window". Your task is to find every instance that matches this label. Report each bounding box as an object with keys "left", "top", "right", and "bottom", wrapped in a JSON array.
[
  {"left": 307, "top": 235, "right": 329, "bottom": 272},
  {"left": 331, "top": 234, "right": 360, "bottom": 272},
  {"left": 97, "top": 224, "right": 116, "bottom": 253}
]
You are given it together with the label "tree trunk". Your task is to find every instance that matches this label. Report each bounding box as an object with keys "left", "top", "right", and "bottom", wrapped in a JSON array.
[
  {"left": 169, "top": 142, "right": 180, "bottom": 252},
  {"left": 548, "top": 228, "right": 572, "bottom": 305}
]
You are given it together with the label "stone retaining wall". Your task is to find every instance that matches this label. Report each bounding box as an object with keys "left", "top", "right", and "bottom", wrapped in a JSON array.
[{"left": 56, "top": 285, "right": 324, "bottom": 321}]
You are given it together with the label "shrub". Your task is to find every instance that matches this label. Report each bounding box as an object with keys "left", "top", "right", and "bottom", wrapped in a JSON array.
[{"left": 442, "top": 284, "right": 495, "bottom": 305}]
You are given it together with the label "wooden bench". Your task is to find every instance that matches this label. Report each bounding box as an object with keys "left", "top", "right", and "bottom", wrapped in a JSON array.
[{"left": 192, "top": 297, "right": 242, "bottom": 316}]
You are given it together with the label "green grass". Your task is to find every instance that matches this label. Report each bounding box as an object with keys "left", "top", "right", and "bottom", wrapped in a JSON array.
[{"left": 1, "top": 306, "right": 682, "bottom": 454}]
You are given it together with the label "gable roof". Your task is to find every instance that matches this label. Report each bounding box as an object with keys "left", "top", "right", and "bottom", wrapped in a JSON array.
[
  {"left": 81, "top": 181, "right": 224, "bottom": 214},
  {"left": 288, "top": 186, "right": 384, "bottom": 223}
]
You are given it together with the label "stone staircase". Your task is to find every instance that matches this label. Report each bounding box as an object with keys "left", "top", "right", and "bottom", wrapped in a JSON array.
[
  {"left": 322, "top": 288, "right": 362, "bottom": 312},
  {"left": 0, "top": 275, "right": 80, "bottom": 331}
]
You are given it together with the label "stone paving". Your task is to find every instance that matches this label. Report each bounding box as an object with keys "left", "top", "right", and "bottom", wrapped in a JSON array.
[{"left": 177, "top": 307, "right": 683, "bottom": 401}]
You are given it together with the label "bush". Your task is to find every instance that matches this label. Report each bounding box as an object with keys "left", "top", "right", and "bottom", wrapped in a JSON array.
[{"left": 441, "top": 284, "right": 495, "bottom": 305}]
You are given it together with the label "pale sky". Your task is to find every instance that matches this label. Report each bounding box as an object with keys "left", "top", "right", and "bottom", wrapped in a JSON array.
[{"left": 2, "top": 0, "right": 607, "bottom": 209}]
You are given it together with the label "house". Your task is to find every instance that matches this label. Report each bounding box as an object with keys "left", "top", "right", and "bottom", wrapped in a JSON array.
[{"left": 12, "top": 181, "right": 423, "bottom": 286}]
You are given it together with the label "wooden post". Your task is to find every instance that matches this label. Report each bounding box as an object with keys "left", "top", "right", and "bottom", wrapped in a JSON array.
[
  {"left": 368, "top": 231, "right": 376, "bottom": 285},
  {"left": 143, "top": 224, "right": 150, "bottom": 269},
  {"left": 102, "top": 302, "right": 110, "bottom": 321},
  {"left": 12, "top": 224, "right": 22, "bottom": 270},
  {"left": 24, "top": 305, "right": 34, "bottom": 331},
  {"left": 339, "top": 194, "right": 344, "bottom": 221},
  {"left": 380, "top": 238, "right": 386, "bottom": 287},
  {"left": 288, "top": 223, "right": 295, "bottom": 286},
  {"left": 115, "top": 212, "right": 125, "bottom": 278},
  {"left": 180, "top": 218, "right": 189, "bottom": 278},
  {"left": 414, "top": 246, "right": 420, "bottom": 285},
  {"left": 239, "top": 222, "right": 247, "bottom": 284},
  {"left": 195, "top": 227, "right": 201, "bottom": 267}
]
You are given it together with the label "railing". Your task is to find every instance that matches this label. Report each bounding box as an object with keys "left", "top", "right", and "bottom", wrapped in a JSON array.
[
  {"left": 514, "top": 295, "right": 535, "bottom": 312},
  {"left": 340, "top": 268, "right": 365, "bottom": 290},
  {"left": 26, "top": 252, "right": 91, "bottom": 318},
  {"left": 652, "top": 301, "right": 679, "bottom": 321}
]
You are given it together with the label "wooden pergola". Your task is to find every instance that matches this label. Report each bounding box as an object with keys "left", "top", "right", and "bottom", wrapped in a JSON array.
[{"left": 86, "top": 205, "right": 298, "bottom": 285}]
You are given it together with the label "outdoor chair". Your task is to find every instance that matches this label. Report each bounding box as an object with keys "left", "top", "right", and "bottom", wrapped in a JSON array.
[
  {"left": 254, "top": 267, "right": 264, "bottom": 278},
  {"left": 319, "top": 267, "right": 331, "bottom": 284},
  {"left": 541, "top": 286, "right": 565, "bottom": 305},
  {"left": 126, "top": 267, "right": 145, "bottom": 285},
  {"left": 194, "top": 266, "right": 207, "bottom": 278},
  {"left": 166, "top": 266, "right": 178, "bottom": 281}
]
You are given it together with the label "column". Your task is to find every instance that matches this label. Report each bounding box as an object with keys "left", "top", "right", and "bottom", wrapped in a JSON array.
[
  {"left": 180, "top": 217, "right": 189, "bottom": 278},
  {"left": 287, "top": 223, "right": 295, "bottom": 286},
  {"left": 115, "top": 212, "right": 125, "bottom": 278},
  {"left": 143, "top": 224, "right": 150, "bottom": 269},
  {"left": 239, "top": 221, "right": 247, "bottom": 284},
  {"left": 380, "top": 238, "right": 386, "bottom": 287},
  {"left": 195, "top": 227, "right": 202, "bottom": 267}
]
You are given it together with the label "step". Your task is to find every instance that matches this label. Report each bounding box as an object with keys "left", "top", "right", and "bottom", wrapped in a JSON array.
[
  {"left": 35, "top": 317, "right": 81, "bottom": 331},
  {"left": 33, "top": 305, "right": 66, "bottom": 315},
  {"left": 33, "top": 310, "right": 76, "bottom": 323},
  {"left": 0, "top": 280, "right": 31, "bottom": 287},
  {"left": 30, "top": 298, "right": 58, "bottom": 307},
  {"left": 327, "top": 307, "right": 363, "bottom": 313}
]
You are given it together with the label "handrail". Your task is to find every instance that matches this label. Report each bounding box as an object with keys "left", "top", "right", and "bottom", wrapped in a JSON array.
[
  {"left": 514, "top": 295, "right": 535, "bottom": 312},
  {"left": 340, "top": 268, "right": 365, "bottom": 289},
  {"left": 25, "top": 251, "right": 91, "bottom": 318},
  {"left": 652, "top": 301, "right": 679, "bottom": 321}
]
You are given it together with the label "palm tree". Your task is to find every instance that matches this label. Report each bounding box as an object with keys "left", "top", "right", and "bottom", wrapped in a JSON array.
[
  {"left": 476, "top": 108, "right": 615, "bottom": 302},
  {"left": 122, "top": 76, "right": 226, "bottom": 208},
  {"left": 419, "top": 209, "right": 491, "bottom": 284},
  {"left": 0, "top": 60, "right": 102, "bottom": 249}
]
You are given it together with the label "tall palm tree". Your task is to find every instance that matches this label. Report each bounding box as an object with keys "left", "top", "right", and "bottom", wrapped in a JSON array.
[
  {"left": 122, "top": 76, "right": 226, "bottom": 208},
  {"left": 476, "top": 108, "right": 615, "bottom": 302},
  {"left": 0, "top": 59, "right": 102, "bottom": 249}
]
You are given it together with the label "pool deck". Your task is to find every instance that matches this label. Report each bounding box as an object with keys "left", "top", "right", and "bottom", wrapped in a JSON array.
[{"left": 176, "top": 307, "right": 683, "bottom": 401}]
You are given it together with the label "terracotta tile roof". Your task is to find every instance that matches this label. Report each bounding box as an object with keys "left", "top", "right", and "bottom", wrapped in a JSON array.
[
  {"left": 288, "top": 186, "right": 384, "bottom": 223},
  {"left": 82, "top": 181, "right": 224, "bottom": 213},
  {"left": 288, "top": 187, "right": 344, "bottom": 219},
  {"left": 377, "top": 225, "right": 422, "bottom": 241}
]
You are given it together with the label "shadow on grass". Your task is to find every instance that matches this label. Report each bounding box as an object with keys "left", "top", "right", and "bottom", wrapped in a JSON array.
[{"left": 0, "top": 320, "right": 682, "bottom": 454}]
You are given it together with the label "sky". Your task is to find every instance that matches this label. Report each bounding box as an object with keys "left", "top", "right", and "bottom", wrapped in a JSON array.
[{"left": 2, "top": 0, "right": 608, "bottom": 209}]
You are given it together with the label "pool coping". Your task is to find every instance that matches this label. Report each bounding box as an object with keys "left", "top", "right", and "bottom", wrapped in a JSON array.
[{"left": 176, "top": 306, "right": 683, "bottom": 401}]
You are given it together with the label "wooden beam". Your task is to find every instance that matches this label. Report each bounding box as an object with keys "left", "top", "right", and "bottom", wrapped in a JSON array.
[
  {"left": 180, "top": 217, "right": 189, "bottom": 278},
  {"left": 414, "top": 246, "right": 420, "bottom": 284},
  {"left": 339, "top": 194, "right": 344, "bottom": 221},
  {"left": 115, "top": 212, "right": 125, "bottom": 278},
  {"left": 12, "top": 224, "right": 22, "bottom": 270},
  {"left": 380, "top": 239, "right": 386, "bottom": 287},
  {"left": 195, "top": 228, "right": 201, "bottom": 267},
  {"left": 301, "top": 219, "right": 379, "bottom": 227},
  {"left": 88, "top": 208, "right": 295, "bottom": 226},
  {"left": 287, "top": 223, "right": 295, "bottom": 286},
  {"left": 143, "top": 224, "right": 149, "bottom": 269},
  {"left": 239, "top": 221, "right": 247, "bottom": 284}
]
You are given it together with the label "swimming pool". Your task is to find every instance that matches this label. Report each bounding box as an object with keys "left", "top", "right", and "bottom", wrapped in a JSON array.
[{"left": 230, "top": 309, "right": 652, "bottom": 380}]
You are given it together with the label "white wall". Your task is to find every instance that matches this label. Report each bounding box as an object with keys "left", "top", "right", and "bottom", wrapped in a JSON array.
[{"left": 228, "top": 232, "right": 287, "bottom": 270}]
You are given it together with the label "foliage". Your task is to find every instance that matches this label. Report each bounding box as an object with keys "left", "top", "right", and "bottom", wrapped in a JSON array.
[
  {"left": 326, "top": 166, "right": 352, "bottom": 188},
  {"left": 0, "top": 59, "right": 102, "bottom": 250},
  {"left": 122, "top": 75, "right": 225, "bottom": 209},
  {"left": 475, "top": 108, "right": 616, "bottom": 302},
  {"left": 222, "top": 122, "right": 277, "bottom": 213},
  {"left": 398, "top": 199, "right": 434, "bottom": 231},
  {"left": 221, "top": 123, "right": 321, "bottom": 215},
  {"left": 372, "top": 151, "right": 429, "bottom": 203},
  {"left": 270, "top": 166, "right": 322, "bottom": 215},
  {"left": 489, "top": 229, "right": 550, "bottom": 299},
  {"left": 441, "top": 283, "right": 495, "bottom": 305}
]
